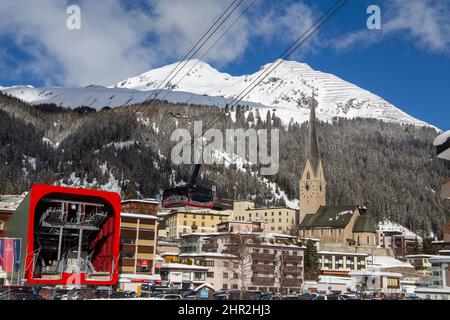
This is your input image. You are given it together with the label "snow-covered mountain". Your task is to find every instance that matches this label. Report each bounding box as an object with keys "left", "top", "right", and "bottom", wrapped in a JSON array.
[
  {"left": 1, "top": 59, "right": 432, "bottom": 127},
  {"left": 0, "top": 85, "right": 267, "bottom": 111},
  {"left": 113, "top": 59, "right": 431, "bottom": 127}
]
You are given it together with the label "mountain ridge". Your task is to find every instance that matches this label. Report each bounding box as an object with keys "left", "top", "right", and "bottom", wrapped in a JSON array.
[{"left": 1, "top": 59, "right": 435, "bottom": 129}]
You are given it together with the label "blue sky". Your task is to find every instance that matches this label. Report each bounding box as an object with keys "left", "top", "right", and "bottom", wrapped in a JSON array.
[{"left": 0, "top": 0, "right": 449, "bottom": 129}]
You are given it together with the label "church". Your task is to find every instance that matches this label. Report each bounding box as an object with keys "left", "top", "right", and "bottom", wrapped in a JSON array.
[{"left": 297, "top": 91, "right": 377, "bottom": 247}]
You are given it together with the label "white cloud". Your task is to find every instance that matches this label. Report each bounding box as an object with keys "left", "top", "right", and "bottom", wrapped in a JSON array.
[
  {"left": 0, "top": 0, "right": 319, "bottom": 86},
  {"left": 333, "top": 0, "right": 450, "bottom": 54}
]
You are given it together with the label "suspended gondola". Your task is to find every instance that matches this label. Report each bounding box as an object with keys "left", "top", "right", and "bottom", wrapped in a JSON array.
[{"left": 162, "top": 161, "right": 214, "bottom": 208}]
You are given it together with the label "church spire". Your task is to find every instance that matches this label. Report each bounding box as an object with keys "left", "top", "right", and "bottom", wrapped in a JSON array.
[{"left": 307, "top": 89, "right": 320, "bottom": 174}]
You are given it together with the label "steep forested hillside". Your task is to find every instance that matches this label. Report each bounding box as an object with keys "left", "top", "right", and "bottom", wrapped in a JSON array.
[{"left": 0, "top": 92, "right": 448, "bottom": 236}]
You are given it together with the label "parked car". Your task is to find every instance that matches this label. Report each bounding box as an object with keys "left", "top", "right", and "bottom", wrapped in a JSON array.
[
  {"left": 338, "top": 294, "right": 358, "bottom": 300},
  {"left": 312, "top": 295, "right": 344, "bottom": 300},
  {"left": 160, "top": 294, "right": 182, "bottom": 300}
]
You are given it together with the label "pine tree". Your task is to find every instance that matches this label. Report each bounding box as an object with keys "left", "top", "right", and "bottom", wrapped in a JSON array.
[
  {"left": 304, "top": 240, "right": 320, "bottom": 281},
  {"left": 422, "top": 237, "right": 438, "bottom": 255}
]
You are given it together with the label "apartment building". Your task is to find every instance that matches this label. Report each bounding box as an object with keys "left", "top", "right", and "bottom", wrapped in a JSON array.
[
  {"left": 121, "top": 199, "right": 158, "bottom": 216},
  {"left": 416, "top": 256, "right": 450, "bottom": 300},
  {"left": 217, "top": 220, "right": 268, "bottom": 233},
  {"left": 201, "top": 232, "right": 305, "bottom": 294},
  {"left": 164, "top": 207, "right": 231, "bottom": 239},
  {"left": 0, "top": 195, "right": 25, "bottom": 236},
  {"left": 318, "top": 251, "right": 369, "bottom": 276},
  {"left": 231, "top": 200, "right": 296, "bottom": 234},
  {"left": 405, "top": 254, "right": 436, "bottom": 278},
  {"left": 119, "top": 200, "right": 158, "bottom": 275},
  {"left": 179, "top": 252, "right": 240, "bottom": 290}
]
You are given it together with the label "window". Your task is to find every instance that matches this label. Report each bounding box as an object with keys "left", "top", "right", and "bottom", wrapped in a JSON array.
[
  {"left": 256, "top": 212, "right": 259, "bottom": 217},
  {"left": 205, "top": 260, "right": 215, "bottom": 267},
  {"left": 265, "top": 212, "right": 267, "bottom": 216},
  {"left": 232, "top": 284, "right": 238, "bottom": 289},
  {"left": 307, "top": 172, "right": 310, "bottom": 180},
  {"left": 201, "top": 222, "right": 205, "bottom": 227},
  {"left": 279, "top": 218, "right": 282, "bottom": 223},
  {"left": 233, "top": 273, "right": 238, "bottom": 279},
  {"left": 202, "top": 215, "right": 205, "bottom": 220},
  {"left": 184, "top": 213, "right": 187, "bottom": 218},
  {"left": 234, "top": 262, "right": 239, "bottom": 268},
  {"left": 223, "top": 284, "right": 228, "bottom": 290},
  {"left": 183, "top": 228, "right": 187, "bottom": 233},
  {"left": 330, "top": 229, "right": 334, "bottom": 236},
  {"left": 279, "top": 212, "right": 282, "bottom": 216},
  {"left": 272, "top": 212, "right": 274, "bottom": 216},
  {"left": 183, "top": 221, "right": 187, "bottom": 226},
  {"left": 223, "top": 261, "right": 229, "bottom": 267},
  {"left": 207, "top": 272, "right": 214, "bottom": 278},
  {"left": 367, "top": 236, "right": 370, "bottom": 244},
  {"left": 278, "top": 226, "right": 282, "bottom": 230},
  {"left": 223, "top": 272, "right": 228, "bottom": 279}
]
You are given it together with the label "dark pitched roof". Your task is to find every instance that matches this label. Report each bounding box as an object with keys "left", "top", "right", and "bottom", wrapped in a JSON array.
[
  {"left": 306, "top": 91, "right": 321, "bottom": 174},
  {"left": 353, "top": 215, "right": 377, "bottom": 233},
  {"left": 299, "top": 206, "right": 357, "bottom": 228}
]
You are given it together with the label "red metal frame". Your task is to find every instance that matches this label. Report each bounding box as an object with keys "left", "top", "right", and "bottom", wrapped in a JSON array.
[{"left": 24, "top": 184, "right": 121, "bottom": 286}]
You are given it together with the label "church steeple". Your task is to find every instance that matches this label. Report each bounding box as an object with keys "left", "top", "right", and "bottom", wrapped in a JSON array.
[
  {"left": 299, "top": 89, "right": 326, "bottom": 222},
  {"left": 307, "top": 89, "right": 320, "bottom": 174}
]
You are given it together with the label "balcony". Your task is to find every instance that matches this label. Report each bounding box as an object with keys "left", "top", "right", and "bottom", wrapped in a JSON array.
[
  {"left": 284, "top": 266, "right": 303, "bottom": 274},
  {"left": 251, "top": 277, "right": 275, "bottom": 286},
  {"left": 284, "top": 255, "right": 302, "bottom": 263},
  {"left": 252, "top": 264, "right": 275, "bottom": 274},
  {"left": 252, "top": 253, "right": 275, "bottom": 261},
  {"left": 281, "top": 278, "right": 302, "bottom": 287}
]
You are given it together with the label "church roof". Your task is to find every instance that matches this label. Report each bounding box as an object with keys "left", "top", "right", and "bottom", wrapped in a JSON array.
[
  {"left": 299, "top": 205, "right": 357, "bottom": 228},
  {"left": 353, "top": 215, "right": 377, "bottom": 233},
  {"left": 306, "top": 92, "right": 321, "bottom": 174}
]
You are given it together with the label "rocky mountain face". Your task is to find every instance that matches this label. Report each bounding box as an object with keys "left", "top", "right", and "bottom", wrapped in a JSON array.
[{"left": 0, "top": 92, "right": 448, "bottom": 237}]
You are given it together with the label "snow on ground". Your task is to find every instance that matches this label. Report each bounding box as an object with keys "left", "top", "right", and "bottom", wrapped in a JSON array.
[
  {"left": 55, "top": 163, "right": 122, "bottom": 194},
  {"left": 104, "top": 140, "right": 136, "bottom": 150},
  {"left": 377, "top": 219, "right": 422, "bottom": 240},
  {"left": 42, "top": 137, "right": 60, "bottom": 148}
]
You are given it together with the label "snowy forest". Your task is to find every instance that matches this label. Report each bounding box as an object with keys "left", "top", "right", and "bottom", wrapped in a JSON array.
[{"left": 0, "top": 92, "right": 449, "bottom": 236}]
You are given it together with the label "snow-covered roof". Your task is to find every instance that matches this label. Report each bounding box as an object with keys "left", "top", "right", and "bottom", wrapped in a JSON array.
[
  {"left": 121, "top": 212, "right": 158, "bottom": 220},
  {"left": 349, "top": 271, "right": 403, "bottom": 278},
  {"left": 119, "top": 274, "right": 161, "bottom": 281},
  {"left": 179, "top": 252, "right": 237, "bottom": 259},
  {"left": 415, "top": 287, "right": 450, "bottom": 294},
  {"left": 160, "top": 263, "right": 208, "bottom": 271},
  {"left": 159, "top": 252, "right": 179, "bottom": 256},
  {"left": 318, "top": 251, "right": 368, "bottom": 257},
  {"left": 404, "top": 254, "right": 437, "bottom": 259},
  {"left": 429, "top": 256, "right": 450, "bottom": 263},
  {"left": 121, "top": 198, "right": 159, "bottom": 205},
  {"left": 194, "top": 283, "right": 215, "bottom": 292},
  {"left": 368, "top": 256, "right": 414, "bottom": 270},
  {"left": 377, "top": 219, "right": 422, "bottom": 240},
  {"left": 433, "top": 130, "right": 450, "bottom": 146},
  {"left": 318, "top": 276, "right": 351, "bottom": 285},
  {"left": 180, "top": 232, "right": 222, "bottom": 237}
]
